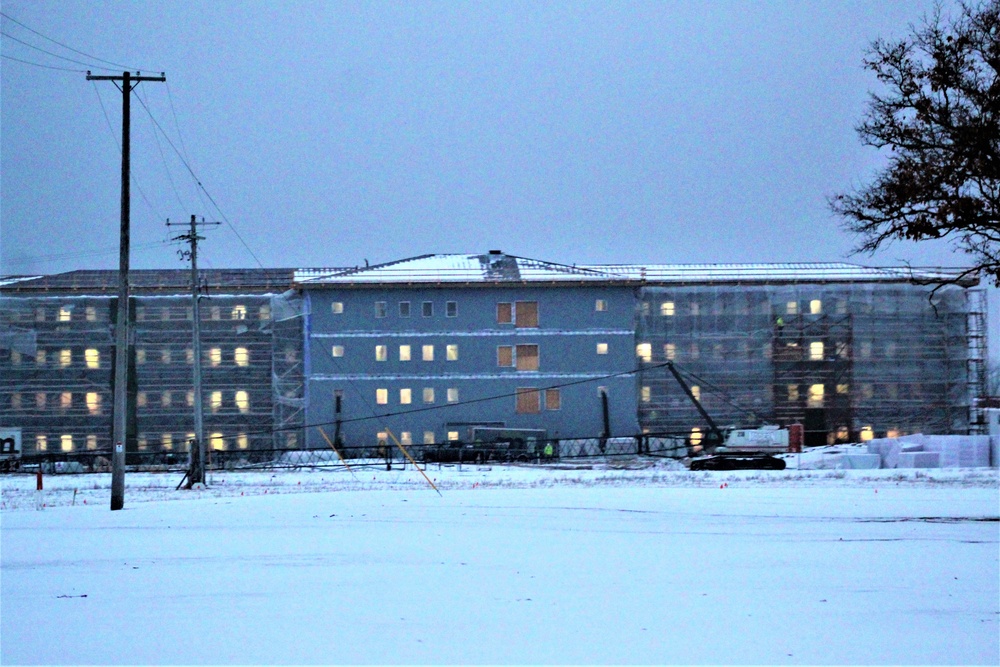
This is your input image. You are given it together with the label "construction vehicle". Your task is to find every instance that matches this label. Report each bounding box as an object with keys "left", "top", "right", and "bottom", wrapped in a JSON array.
[
  {"left": 665, "top": 362, "right": 788, "bottom": 471},
  {"left": 0, "top": 428, "right": 22, "bottom": 472},
  {"left": 422, "top": 427, "right": 551, "bottom": 463}
]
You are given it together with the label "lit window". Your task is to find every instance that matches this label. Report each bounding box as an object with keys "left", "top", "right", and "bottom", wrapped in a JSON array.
[
  {"left": 209, "top": 347, "right": 222, "bottom": 367},
  {"left": 137, "top": 435, "right": 148, "bottom": 450},
  {"left": 786, "top": 301, "right": 798, "bottom": 315},
  {"left": 237, "top": 433, "right": 249, "bottom": 449},
  {"left": 331, "top": 302, "right": 344, "bottom": 314},
  {"left": 235, "top": 390, "right": 250, "bottom": 413},
  {"left": 809, "top": 341, "right": 824, "bottom": 361},
  {"left": 400, "top": 432, "right": 413, "bottom": 446},
  {"left": 859, "top": 426, "right": 874, "bottom": 441},
  {"left": 36, "top": 434, "right": 47, "bottom": 451},
  {"left": 332, "top": 345, "right": 344, "bottom": 358},
  {"left": 808, "top": 384, "right": 825, "bottom": 408},
  {"left": 399, "top": 301, "right": 411, "bottom": 317},
  {"left": 424, "top": 431, "right": 436, "bottom": 444},
  {"left": 787, "top": 385, "right": 800, "bottom": 401},
  {"left": 641, "top": 386, "right": 651, "bottom": 403},
  {"left": 836, "top": 383, "right": 849, "bottom": 395},
  {"left": 423, "top": 387, "right": 435, "bottom": 403},
  {"left": 497, "top": 302, "right": 513, "bottom": 324},
  {"left": 691, "top": 386, "right": 700, "bottom": 402},
  {"left": 448, "top": 431, "right": 460, "bottom": 442},
  {"left": 59, "top": 349, "right": 72, "bottom": 367},
  {"left": 376, "top": 345, "right": 388, "bottom": 361},
  {"left": 498, "top": 346, "right": 513, "bottom": 367},
  {"left": 162, "top": 433, "right": 174, "bottom": 450},
  {"left": 235, "top": 347, "right": 249, "bottom": 366},
  {"left": 400, "top": 388, "right": 412, "bottom": 404},
  {"left": 58, "top": 306, "right": 72, "bottom": 322},
  {"left": 516, "top": 387, "right": 541, "bottom": 413},
  {"left": 446, "top": 344, "right": 458, "bottom": 361},
  {"left": 86, "top": 393, "right": 101, "bottom": 415},
  {"left": 377, "top": 431, "right": 388, "bottom": 444},
  {"left": 422, "top": 302, "right": 433, "bottom": 317},
  {"left": 595, "top": 299, "right": 607, "bottom": 312},
  {"left": 85, "top": 306, "right": 97, "bottom": 322},
  {"left": 446, "top": 301, "right": 457, "bottom": 317},
  {"left": 161, "top": 391, "right": 172, "bottom": 407},
  {"left": 399, "top": 345, "right": 411, "bottom": 361},
  {"left": 515, "top": 344, "right": 538, "bottom": 370},
  {"left": 664, "top": 343, "right": 676, "bottom": 360},
  {"left": 186, "top": 391, "right": 195, "bottom": 407},
  {"left": 545, "top": 388, "right": 561, "bottom": 410},
  {"left": 259, "top": 304, "right": 271, "bottom": 320},
  {"left": 422, "top": 345, "right": 434, "bottom": 361},
  {"left": 809, "top": 299, "right": 822, "bottom": 315},
  {"left": 231, "top": 305, "right": 247, "bottom": 320},
  {"left": 447, "top": 388, "right": 459, "bottom": 403},
  {"left": 376, "top": 388, "right": 388, "bottom": 405},
  {"left": 61, "top": 434, "right": 73, "bottom": 452},
  {"left": 137, "top": 391, "right": 148, "bottom": 408},
  {"left": 136, "top": 348, "right": 147, "bottom": 365},
  {"left": 60, "top": 392, "right": 72, "bottom": 411},
  {"left": 660, "top": 301, "right": 675, "bottom": 316},
  {"left": 886, "top": 429, "right": 900, "bottom": 439},
  {"left": 285, "top": 432, "right": 298, "bottom": 448},
  {"left": 636, "top": 343, "right": 652, "bottom": 362},
  {"left": 690, "top": 428, "right": 703, "bottom": 450},
  {"left": 161, "top": 348, "right": 172, "bottom": 364},
  {"left": 210, "top": 391, "right": 222, "bottom": 413},
  {"left": 87, "top": 435, "right": 98, "bottom": 450},
  {"left": 375, "top": 301, "right": 387, "bottom": 318},
  {"left": 596, "top": 343, "right": 608, "bottom": 355},
  {"left": 515, "top": 302, "right": 539, "bottom": 328},
  {"left": 186, "top": 348, "right": 194, "bottom": 364},
  {"left": 210, "top": 432, "right": 225, "bottom": 450}
]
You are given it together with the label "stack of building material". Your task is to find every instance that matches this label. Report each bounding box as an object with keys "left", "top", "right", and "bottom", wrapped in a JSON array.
[
  {"left": 867, "top": 434, "right": 991, "bottom": 469},
  {"left": 838, "top": 453, "right": 882, "bottom": 469}
]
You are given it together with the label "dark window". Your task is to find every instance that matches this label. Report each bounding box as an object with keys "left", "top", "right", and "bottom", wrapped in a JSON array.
[
  {"left": 375, "top": 302, "right": 387, "bottom": 318},
  {"left": 399, "top": 302, "right": 410, "bottom": 317},
  {"left": 446, "top": 301, "right": 457, "bottom": 317},
  {"left": 422, "top": 302, "right": 433, "bottom": 317}
]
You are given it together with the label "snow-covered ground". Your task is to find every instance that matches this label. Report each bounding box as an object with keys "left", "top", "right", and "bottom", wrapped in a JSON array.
[{"left": 2, "top": 461, "right": 998, "bottom": 665}]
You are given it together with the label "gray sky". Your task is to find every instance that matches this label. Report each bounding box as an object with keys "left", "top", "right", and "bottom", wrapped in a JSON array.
[{"left": 1, "top": 1, "right": 992, "bottom": 339}]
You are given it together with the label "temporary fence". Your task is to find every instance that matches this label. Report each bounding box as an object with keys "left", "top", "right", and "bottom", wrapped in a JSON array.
[{"left": 6, "top": 432, "right": 694, "bottom": 475}]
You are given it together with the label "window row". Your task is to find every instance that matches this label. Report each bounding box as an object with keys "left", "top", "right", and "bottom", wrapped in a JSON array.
[
  {"left": 642, "top": 298, "right": 840, "bottom": 317},
  {"left": 7, "top": 346, "right": 259, "bottom": 368},
  {"left": 376, "top": 429, "right": 461, "bottom": 446},
  {"left": 14, "top": 303, "right": 272, "bottom": 323},
  {"left": 8, "top": 389, "right": 256, "bottom": 414},
  {"left": 344, "top": 344, "right": 460, "bottom": 362},
  {"left": 636, "top": 341, "right": 851, "bottom": 362},
  {"left": 332, "top": 300, "right": 459, "bottom": 318},
  {"left": 375, "top": 387, "right": 460, "bottom": 405},
  {"left": 30, "top": 431, "right": 257, "bottom": 452}
]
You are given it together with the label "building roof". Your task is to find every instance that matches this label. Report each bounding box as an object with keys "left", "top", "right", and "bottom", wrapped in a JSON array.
[
  {"left": 0, "top": 268, "right": 312, "bottom": 294},
  {"left": 295, "top": 253, "right": 979, "bottom": 287}
]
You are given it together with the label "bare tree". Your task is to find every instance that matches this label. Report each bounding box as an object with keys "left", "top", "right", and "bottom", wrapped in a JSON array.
[{"left": 831, "top": 1, "right": 1000, "bottom": 285}]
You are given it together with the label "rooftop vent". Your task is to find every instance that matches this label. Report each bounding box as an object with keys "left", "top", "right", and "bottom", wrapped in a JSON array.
[{"left": 488, "top": 249, "right": 503, "bottom": 255}]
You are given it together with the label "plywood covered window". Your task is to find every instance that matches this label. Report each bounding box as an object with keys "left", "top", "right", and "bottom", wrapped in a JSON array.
[
  {"left": 515, "top": 302, "right": 538, "bottom": 328},
  {"left": 516, "top": 388, "right": 541, "bottom": 413},
  {"left": 515, "top": 344, "right": 539, "bottom": 371},
  {"left": 497, "top": 302, "right": 513, "bottom": 324},
  {"left": 498, "top": 346, "right": 514, "bottom": 367},
  {"left": 544, "top": 388, "right": 561, "bottom": 410}
]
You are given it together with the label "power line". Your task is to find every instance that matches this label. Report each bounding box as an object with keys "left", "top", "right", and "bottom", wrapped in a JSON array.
[
  {"left": 0, "top": 11, "right": 153, "bottom": 71},
  {"left": 0, "top": 29, "right": 118, "bottom": 72},
  {"left": 0, "top": 52, "right": 86, "bottom": 72},
  {"left": 139, "top": 85, "right": 186, "bottom": 210},
  {"left": 132, "top": 92, "right": 274, "bottom": 275}
]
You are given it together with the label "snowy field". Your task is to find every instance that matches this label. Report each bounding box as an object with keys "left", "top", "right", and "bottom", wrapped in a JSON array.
[{"left": 2, "top": 461, "right": 998, "bottom": 665}]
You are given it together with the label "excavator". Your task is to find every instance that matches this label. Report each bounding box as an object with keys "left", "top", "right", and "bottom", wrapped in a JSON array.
[{"left": 665, "top": 362, "right": 787, "bottom": 471}]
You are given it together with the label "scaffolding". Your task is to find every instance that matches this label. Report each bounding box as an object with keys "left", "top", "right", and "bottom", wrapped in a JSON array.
[
  {"left": 0, "top": 270, "right": 305, "bottom": 456},
  {"left": 635, "top": 282, "right": 985, "bottom": 442}
]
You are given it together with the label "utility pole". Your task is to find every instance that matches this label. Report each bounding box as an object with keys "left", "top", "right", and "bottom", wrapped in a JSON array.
[
  {"left": 87, "top": 71, "right": 166, "bottom": 511},
  {"left": 167, "top": 216, "right": 218, "bottom": 487}
]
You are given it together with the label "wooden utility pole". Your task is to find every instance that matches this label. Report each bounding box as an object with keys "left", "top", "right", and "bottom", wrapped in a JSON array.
[
  {"left": 87, "top": 71, "right": 166, "bottom": 510},
  {"left": 167, "top": 215, "right": 218, "bottom": 487}
]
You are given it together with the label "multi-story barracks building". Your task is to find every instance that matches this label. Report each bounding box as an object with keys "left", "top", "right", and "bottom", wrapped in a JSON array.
[{"left": 1, "top": 252, "right": 987, "bottom": 457}]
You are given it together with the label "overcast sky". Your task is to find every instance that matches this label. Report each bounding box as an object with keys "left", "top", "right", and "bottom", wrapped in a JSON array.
[{"left": 3, "top": 0, "right": 974, "bottom": 270}]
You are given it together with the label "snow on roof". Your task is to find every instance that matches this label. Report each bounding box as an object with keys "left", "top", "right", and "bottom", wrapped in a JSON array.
[
  {"left": 295, "top": 254, "right": 977, "bottom": 286},
  {"left": 295, "top": 253, "right": 631, "bottom": 284}
]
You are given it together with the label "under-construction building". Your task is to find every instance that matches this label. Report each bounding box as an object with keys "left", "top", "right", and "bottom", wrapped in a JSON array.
[
  {"left": 0, "top": 257, "right": 988, "bottom": 457},
  {"left": 0, "top": 270, "right": 308, "bottom": 456},
  {"left": 627, "top": 265, "right": 987, "bottom": 445}
]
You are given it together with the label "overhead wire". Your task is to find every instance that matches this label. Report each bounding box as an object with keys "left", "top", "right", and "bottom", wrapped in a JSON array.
[
  {"left": 0, "top": 52, "right": 86, "bottom": 72},
  {"left": 0, "top": 11, "right": 153, "bottom": 71},
  {"left": 139, "top": 84, "right": 186, "bottom": 211},
  {"left": 0, "top": 29, "right": 119, "bottom": 72}
]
